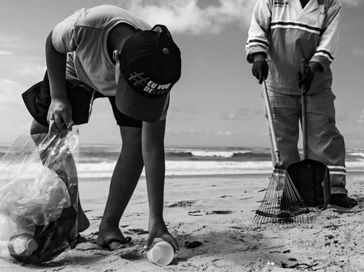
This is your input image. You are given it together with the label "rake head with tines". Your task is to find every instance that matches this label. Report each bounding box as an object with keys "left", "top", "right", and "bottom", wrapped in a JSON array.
[
  {"left": 253, "top": 162, "right": 311, "bottom": 224},
  {"left": 253, "top": 82, "right": 312, "bottom": 225}
]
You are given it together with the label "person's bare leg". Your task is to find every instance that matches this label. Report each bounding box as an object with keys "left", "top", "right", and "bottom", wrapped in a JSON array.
[
  {"left": 97, "top": 126, "right": 144, "bottom": 250},
  {"left": 30, "top": 119, "right": 90, "bottom": 232}
]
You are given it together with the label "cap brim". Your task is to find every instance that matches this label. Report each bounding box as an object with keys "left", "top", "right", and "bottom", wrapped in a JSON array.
[{"left": 115, "top": 71, "right": 170, "bottom": 122}]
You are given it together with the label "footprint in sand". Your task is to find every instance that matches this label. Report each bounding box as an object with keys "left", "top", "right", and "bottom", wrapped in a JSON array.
[
  {"left": 119, "top": 251, "right": 144, "bottom": 261},
  {"left": 210, "top": 210, "right": 233, "bottom": 215},
  {"left": 128, "top": 228, "right": 149, "bottom": 235},
  {"left": 188, "top": 210, "right": 205, "bottom": 216},
  {"left": 188, "top": 210, "right": 234, "bottom": 216},
  {"left": 220, "top": 195, "right": 232, "bottom": 198},
  {"left": 185, "top": 241, "right": 203, "bottom": 248},
  {"left": 167, "top": 200, "right": 195, "bottom": 208}
]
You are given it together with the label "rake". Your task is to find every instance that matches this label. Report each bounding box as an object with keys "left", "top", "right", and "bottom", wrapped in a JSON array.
[{"left": 253, "top": 81, "right": 311, "bottom": 224}]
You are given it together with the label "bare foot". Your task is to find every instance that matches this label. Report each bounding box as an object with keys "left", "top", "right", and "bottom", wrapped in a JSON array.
[{"left": 97, "top": 225, "right": 131, "bottom": 250}]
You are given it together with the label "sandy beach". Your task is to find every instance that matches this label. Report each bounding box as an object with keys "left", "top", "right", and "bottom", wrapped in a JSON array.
[{"left": 0, "top": 171, "right": 363, "bottom": 272}]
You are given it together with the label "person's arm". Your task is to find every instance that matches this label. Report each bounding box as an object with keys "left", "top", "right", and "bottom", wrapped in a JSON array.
[
  {"left": 142, "top": 120, "right": 179, "bottom": 251},
  {"left": 45, "top": 31, "right": 72, "bottom": 129},
  {"left": 46, "top": 9, "right": 82, "bottom": 129},
  {"left": 299, "top": 0, "right": 341, "bottom": 91},
  {"left": 245, "top": 0, "right": 271, "bottom": 83},
  {"left": 245, "top": 0, "right": 271, "bottom": 63},
  {"left": 310, "top": 0, "right": 341, "bottom": 71}
]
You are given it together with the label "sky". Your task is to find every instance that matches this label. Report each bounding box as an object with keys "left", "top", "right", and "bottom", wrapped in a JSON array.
[{"left": 0, "top": 0, "right": 363, "bottom": 148}]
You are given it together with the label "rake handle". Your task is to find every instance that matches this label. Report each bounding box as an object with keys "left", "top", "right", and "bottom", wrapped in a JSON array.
[
  {"left": 300, "top": 60, "right": 308, "bottom": 160},
  {"left": 262, "top": 81, "right": 281, "bottom": 164}
]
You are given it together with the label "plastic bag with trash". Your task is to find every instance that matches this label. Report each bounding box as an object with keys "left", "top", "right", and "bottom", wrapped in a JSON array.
[{"left": 0, "top": 126, "right": 79, "bottom": 264}]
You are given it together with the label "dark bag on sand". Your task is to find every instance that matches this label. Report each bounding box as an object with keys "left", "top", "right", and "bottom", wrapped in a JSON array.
[
  {"left": 286, "top": 159, "right": 331, "bottom": 208},
  {"left": 11, "top": 206, "right": 78, "bottom": 264}
]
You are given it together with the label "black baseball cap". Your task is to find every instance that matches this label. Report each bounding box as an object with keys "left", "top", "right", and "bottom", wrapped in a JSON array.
[{"left": 115, "top": 24, "right": 181, "bottom": 122}]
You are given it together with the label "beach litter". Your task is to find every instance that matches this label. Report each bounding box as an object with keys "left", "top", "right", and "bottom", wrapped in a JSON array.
[
  {"left": 0, "top": 126, "right": 80, "bottom": 264},
  {"left": 147, "top": 240, "right": 175, "bottom": 266}
]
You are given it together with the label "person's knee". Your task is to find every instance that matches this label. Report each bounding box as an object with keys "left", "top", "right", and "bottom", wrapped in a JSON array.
[{"left": 120, "top": 126, "right": 142, "bottom": 150}]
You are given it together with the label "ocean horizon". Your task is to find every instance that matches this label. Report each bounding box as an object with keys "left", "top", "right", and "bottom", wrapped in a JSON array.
[{"left": 1, "top": 143, "right": 364, "bottom": 180}]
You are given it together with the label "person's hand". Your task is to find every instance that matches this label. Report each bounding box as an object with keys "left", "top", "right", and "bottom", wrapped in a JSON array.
[
  {"left": 47, "top": 97, "right": 73, "bottom": 130},
  {"left": 298, "top": 62, "right": 322, "bottom": 94},
  {"left": 145, "top": 217, "right": 179, "bottom": 252},
  {"left": 252, "top": 60, "right": 269, "bottom": 84}
]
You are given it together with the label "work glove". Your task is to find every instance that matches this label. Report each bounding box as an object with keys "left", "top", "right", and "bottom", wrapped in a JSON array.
[
  {"left": 298, "top": 62, "right": 322, "bottom": 94},
  {"left": 252, "top": 60, "right": 269, "bottom": 84}
]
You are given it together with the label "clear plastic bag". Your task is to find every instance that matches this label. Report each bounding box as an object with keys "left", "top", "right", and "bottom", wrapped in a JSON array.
[{"left": 0, "top": 125, "right": 79, "bottom": 264}]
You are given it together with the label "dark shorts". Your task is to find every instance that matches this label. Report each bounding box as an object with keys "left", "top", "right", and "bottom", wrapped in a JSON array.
[{"left": 22, "top": 73, "right": 142, "bottom": 128}]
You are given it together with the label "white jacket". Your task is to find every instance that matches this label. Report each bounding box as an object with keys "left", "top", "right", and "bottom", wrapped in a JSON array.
[{"left": 246, "top": 0, "right": 341, "bottom": 94}]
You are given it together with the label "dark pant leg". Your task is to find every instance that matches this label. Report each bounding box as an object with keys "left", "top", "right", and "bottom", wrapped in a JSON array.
[{"left": 305, "top": 88, "right": 347, "bottom": 194}]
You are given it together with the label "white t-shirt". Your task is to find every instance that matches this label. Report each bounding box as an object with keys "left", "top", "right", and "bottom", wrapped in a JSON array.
[{"left": 52, "top": 5, "right": 150, "bottom": 96}]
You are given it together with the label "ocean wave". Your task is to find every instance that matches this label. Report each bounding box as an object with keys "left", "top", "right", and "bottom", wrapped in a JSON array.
[
  {"left": 73, "top": 149, "right": 271, "bottom": 163},
  {"left": 1, "top": 160, "right": 364, "bottom": 181},
  {"left": 78, "top": 148, "right": 364, "bottom": 162},
  {"left": 3, "top": 145, "right": 364, "bottom": 163},
  {"left": 0, "top": 160, "right": 272, "bottom": 181},
  {"left": 1, "top": 144, "right": 364, "bottom": 180},
  {"left": 347, "top": 152, "right": 364, "bottom": 158}
]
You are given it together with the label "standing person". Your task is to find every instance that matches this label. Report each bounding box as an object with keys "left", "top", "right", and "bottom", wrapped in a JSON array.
[
  {"left": 245, "top": 0, "right": 357, "bottom": 208},
  {"left": 22, "top": 5, "right": 181, "bottom": 250}
]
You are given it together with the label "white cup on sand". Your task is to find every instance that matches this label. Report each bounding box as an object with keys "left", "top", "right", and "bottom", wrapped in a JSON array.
[
  {"left": 147, "top": 241, "right": 174, "bottom": 266},
  {"left": 8, "top": 233, "right": 39, "bottom": 258}
]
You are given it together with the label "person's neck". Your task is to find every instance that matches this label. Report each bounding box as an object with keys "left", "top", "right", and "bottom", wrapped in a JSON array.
[
  {"left": 107, "top": 23, "right": 135, "bottom": 63},
  {"left": 300, "top": 0, "right": 310, "bottom": 8}
]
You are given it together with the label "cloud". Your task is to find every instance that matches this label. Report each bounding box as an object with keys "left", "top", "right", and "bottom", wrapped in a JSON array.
[
  {"left": 166, "top": 127, "right": 232, "bottom": 137},
  {"left": 222, "top": 107, "right": 262, "bottom": 121},
  {"left": 342, "top": 0, "right": 362, "bottom": 7},
  {"left": 14, "top": 65, "right": 46, "bottom": 78},
  {"left": 118, "top": 0, "right": 256, "bottom": 34},
  {"left": 0, "top": 65, "right": 45, "bottom": 104},
  {"left": 352, "top": 47, "right": 364, "bottom": 58},
  {"left": 0, "top": 35, "right": 22, "bottom": 48},
  {"left": 167, "top": 104, "right": 207, "bottom": 121},
  {"left": 357, "top": 109, "right": 364, "bottom": 124},
  {"left": 0, "top": 50, "right": 13, "bottom": 56},
  {"left": 0, "top": 78, "right": 23, "bottom": 106},
  {"left": 217, "top": 130, "right": 232, "bottom": 136},
  {"left": 0, "top": 35, "right": 20, "bottom": 56}
]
